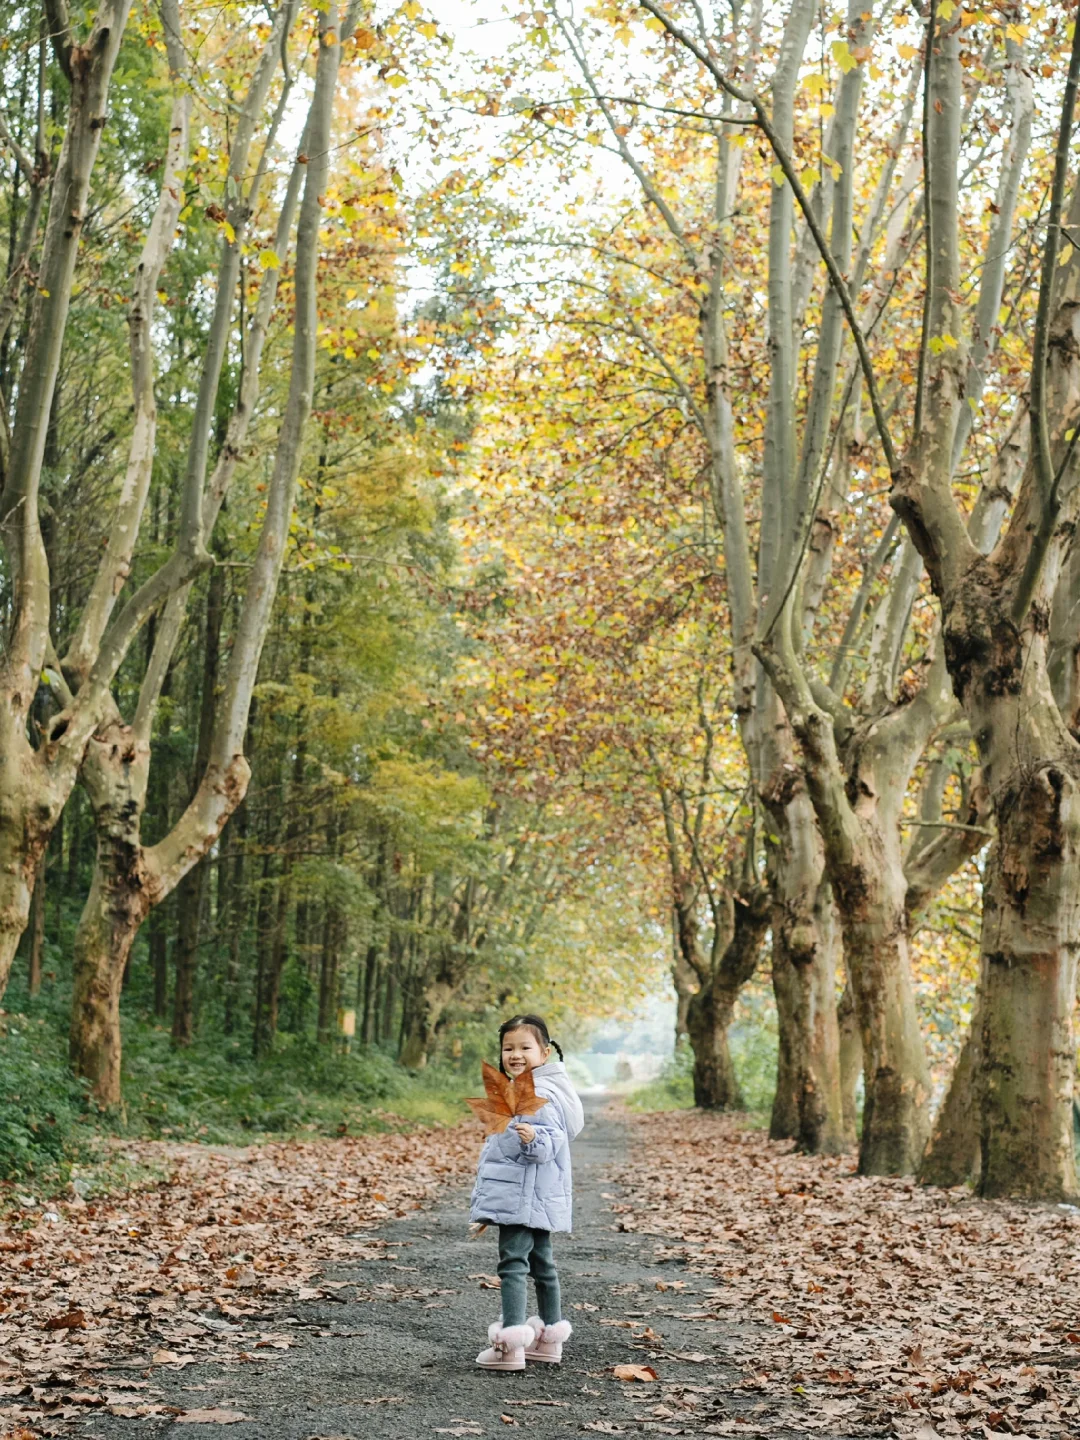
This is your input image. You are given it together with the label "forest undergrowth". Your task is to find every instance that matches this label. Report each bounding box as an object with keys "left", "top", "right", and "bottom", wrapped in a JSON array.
[{"left": 0, "top": 977, "right": 470, "bottom": 1195}]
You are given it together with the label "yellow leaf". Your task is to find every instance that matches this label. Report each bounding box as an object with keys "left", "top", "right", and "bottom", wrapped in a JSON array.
[
  {"left": 259, "top": 249, "right": 280, "bottom": 270},
  {"left": 938, "top": 0, "right": 956, "bottom": 16},
  {"left": 222, "top": 220, "right": 236, "bottom": 244},
  {"left": 831, "top": 39, "right": 857, "bottom": 72},
  {"left": 403, "top": 0, "right": 421, "bottom": 16},
  {"left": 897, "top": 42, "right": 918, "bottom": 59},
  {"left": 771, "top": 163, "right": 787, "bottom": 188},
  {"left": 367, "top": 347, "right": 379, "bottom": 360},
  {"left": 802, "top": 72, "right": 829, "bottom": 97},
  {"left": 614, "top": 24, "right": 631, "bottom": 45}
]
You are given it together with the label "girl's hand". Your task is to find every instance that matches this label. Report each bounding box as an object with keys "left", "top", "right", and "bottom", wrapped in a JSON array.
[{"left": 514, "top": 1121, "right": 536, "bottom": 1145}]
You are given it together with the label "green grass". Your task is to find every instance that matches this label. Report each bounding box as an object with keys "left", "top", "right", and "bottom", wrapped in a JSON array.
[
  {"left": 0, "top": 980, "right": 470, "bottom": 1195},
  {"left": 626, "top": 1042, "right": 695, "bottom": 1112},
  {"left": 118, "top": 1022, "right": 469, "bottom": 1142},
  {"left": 628, "top": 991, "right": 779, "bottom": 1122}
]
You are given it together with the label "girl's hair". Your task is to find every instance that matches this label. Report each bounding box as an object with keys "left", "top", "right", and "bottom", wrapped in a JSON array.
[{"left": 498, "top": 1013, "right": 564, "bottom": 1074}]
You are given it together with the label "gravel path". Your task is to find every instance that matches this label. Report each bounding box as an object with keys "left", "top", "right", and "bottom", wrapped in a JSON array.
[{"left": 74, "top": 1102, "right": 765, "bottom": 1439}]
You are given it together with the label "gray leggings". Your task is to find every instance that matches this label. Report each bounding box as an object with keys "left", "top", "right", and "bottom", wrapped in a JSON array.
[{"left": 497, "top": 1224, "right": 561, "bottom": 1327}]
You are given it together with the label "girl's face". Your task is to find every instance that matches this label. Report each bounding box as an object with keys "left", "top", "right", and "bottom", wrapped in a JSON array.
[{"left": 502, "top": 1027, "right": 549, "bottom": 1077}]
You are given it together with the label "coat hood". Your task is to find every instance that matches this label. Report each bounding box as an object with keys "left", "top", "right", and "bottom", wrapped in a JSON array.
[{"left": 532, "top": 1061, "right": 585, "bottom": 1140}]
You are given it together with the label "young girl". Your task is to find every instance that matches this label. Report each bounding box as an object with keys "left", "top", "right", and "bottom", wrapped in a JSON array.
[{"left": 471, "top": 1013, "right": 585, "bottom": 1372}]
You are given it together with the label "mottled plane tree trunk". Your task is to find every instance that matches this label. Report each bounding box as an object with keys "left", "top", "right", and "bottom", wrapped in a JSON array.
[
  {"left": 68, "top": 1, "right": 355, "bottom": 1101},
  {"left": 641, "top": 0, "right": 1030, "bottom": 1173},
  {"left": 711, "top": 0, "right": 1080, "bottom": 1195},
  {"left": 0, "top": 0, "right": 134, "bottom": 997}
]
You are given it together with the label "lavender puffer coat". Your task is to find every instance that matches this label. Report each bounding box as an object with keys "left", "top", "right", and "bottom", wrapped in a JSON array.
[{"left": 469, "top": 1061, "right": 585, "bottom": 1234}]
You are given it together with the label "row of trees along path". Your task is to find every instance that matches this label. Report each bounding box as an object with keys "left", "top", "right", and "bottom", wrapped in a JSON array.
[
  {"left": 445, "top": 0, "right": 1080, "bottom": 1203},
  {"left": 2, "top": 0, "right": 1080, "bottom": 1210}
]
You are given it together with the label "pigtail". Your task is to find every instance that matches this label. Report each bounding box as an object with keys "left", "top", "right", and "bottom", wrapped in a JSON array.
[{"left": 550, "top": 1040, "right": 565, "bottom": 1062}]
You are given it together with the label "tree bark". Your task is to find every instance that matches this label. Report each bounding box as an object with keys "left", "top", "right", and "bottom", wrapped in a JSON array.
[
  {"left": 27, "top": 849, "right": 46, "bottom": 996},
  {"left": 254, "top": 873, "right": 291, "bottom": 1059},
  {"left": 837, "top": 982, "right": 862, "bottom": 1147},
  {"left": 685, "top": 981, "right": 741, "bottom": 1108},
  {"left": 172, "top": 561, "right": 225, "bottom": 1046},
  {"left": 222, "top": 798, "right": 248, "bottom": 1036},
  {"left": 399, "top": 974, "right": 453, "bottom": 1070},
  {"left": 68, "top": 725, "right": 152, "bottom": 1104},
  {"left": 150, "top": 902, "right": 168, "bottom": 1018},
  {"left": 316, "top": 901, "right": 341, "bottom": 1044},
  {"left": 919, "top": 1009, "right": 980, "bottom": 1188},
  {"left": 684, "top": 882, "right": 770, "bottom": 1109},
  {"left": 764, "top": 783, "right": 847, "bottom": 1153},
  {"left": 67, "top": 3, "right": 349, "bottom": 1093}
]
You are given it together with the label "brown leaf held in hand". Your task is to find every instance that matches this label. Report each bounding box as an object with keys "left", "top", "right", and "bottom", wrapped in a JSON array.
[{"left": 464, "top": 1061, "right": 548, "bottom": 1135}]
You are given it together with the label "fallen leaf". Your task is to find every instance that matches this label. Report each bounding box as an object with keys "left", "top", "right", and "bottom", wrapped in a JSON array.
[
  {"left": 613, "top": 1363, "right": 658, "bottom": 1382},
  {"left": 151, "top": 1350, "right": 200, "bottom": 1367},
  {"left": 44, "top": 1308, "right": 87, "bottom": 1331}
]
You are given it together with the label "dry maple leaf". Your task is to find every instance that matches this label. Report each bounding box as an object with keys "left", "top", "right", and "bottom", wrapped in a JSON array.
[
  {"left": 464, "top": 1061, "right": 548, "bottom": 1135},
  {"left": 613, "top": 1363, "right": 658, "bottom": 1382}
]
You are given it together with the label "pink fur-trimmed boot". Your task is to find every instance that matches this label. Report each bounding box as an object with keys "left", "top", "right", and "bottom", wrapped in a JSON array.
[
  {"left": 475, "top": 1320, "right": 537, "bottom": 1371},
  {"left": 524, "top": 1316, "right": 572, "bottom": 1364}
]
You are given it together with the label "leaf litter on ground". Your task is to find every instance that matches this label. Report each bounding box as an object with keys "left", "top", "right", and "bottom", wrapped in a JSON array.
[
  {"left": 0, "top": 1125, "right": 476, "bottom": 1435},
  {"left": 612, "top": 1110, "right": 1080, "bottom": 1439}
]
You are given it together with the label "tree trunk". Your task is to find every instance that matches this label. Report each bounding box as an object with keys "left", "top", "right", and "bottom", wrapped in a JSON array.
[
  {"left": 254, "top": 870, "right": 290, "bottom": 1058},
  {"left": 977, "top": 771, "right": 1080, "bottom": 1198},
  {"left": 919, "top": 1014, "right": 980, "bottom": 1188},
  {"left": 69, "top": 731, "right": 153, "bottom": 1104},
  {"left": 834, "top": 828, "right": 932, "bottom": 1175},
  {"left": 27, "top": 849, "right": 45, "bottom": 996},
  {"left": 149, "top": 903, "right": 168, "bottom": 1018},
  {"left": 765, "top": 790, "right": 846, "bottom": 1153},
  {"left": 171, "top": 866, "right": 205, "bottom": 1047},
  {"left": 317, "top": 901, "right": 341, "bottom": 1043},
  {"left": 685, "top": 980, "right": 742, "bottom": 1109},
  {"left": 0, "top": 0, "right": 136, "bottom": 1003},
  {"left": 360, "top": 942, "right": 379, "bottom": 1044},
  {"left": 837, "top": 982, "right": 862, "bottom": 1146},
  {"left": 399, "top": 976, "right": 453, "bottom": 1070},
  {"left": 252, "top": 855, "right": 275, "bottom": 1051},
  {"left": 172, "top": 561, "right": 225, "bottom": 1047}
]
